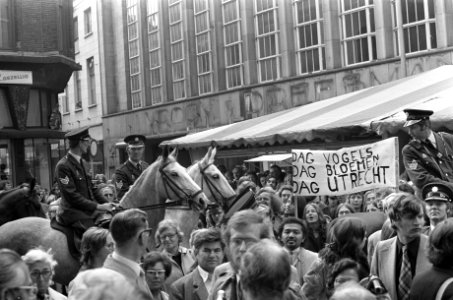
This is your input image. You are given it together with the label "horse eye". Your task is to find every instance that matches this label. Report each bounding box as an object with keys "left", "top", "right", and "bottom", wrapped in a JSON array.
[
  {"left": 212, "top": 174, "right": 219, "bottom": 179},
  {"left": 171, "top": 172, "right": 178, "bottom": 177}
]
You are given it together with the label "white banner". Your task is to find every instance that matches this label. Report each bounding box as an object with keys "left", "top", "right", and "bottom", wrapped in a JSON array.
[
  {"left": 0, "top": 70, "right": 33, "bottom": 84},
  {"left": 292, "top": 137, "right": 399, "bottom": 196}
]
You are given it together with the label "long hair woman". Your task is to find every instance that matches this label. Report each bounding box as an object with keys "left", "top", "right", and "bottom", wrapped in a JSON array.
[
  {"left": 302, "top": 203, "right": 328, "bottom": 253},
  {"left": 301, "top": 217, "right": 369, "bottom": 300}
]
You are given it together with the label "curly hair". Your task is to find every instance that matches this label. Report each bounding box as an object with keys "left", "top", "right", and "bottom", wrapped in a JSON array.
[{"left": 326, "top": 258, "right": 368, "bottom": 290}]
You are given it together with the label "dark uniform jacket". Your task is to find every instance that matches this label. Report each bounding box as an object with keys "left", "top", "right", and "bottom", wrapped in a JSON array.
[
  {"left": 56, "top": 153, "right": 108, "bottom": 226},
  {"left": 402, "top": 131, "right": 453, "bottom": 195},
  {"left": 114, "top": 160, "right": 149, "bottom": 200}
]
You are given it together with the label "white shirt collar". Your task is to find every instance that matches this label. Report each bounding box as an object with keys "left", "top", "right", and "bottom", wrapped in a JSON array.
[
  {"left": 197, "top": 265, "right": 211, "bottom": 283},
  {"left": 112, "top": 252, "right": 141, "bottom": 277},
  {"left": 428, "top": 131, "right": 436, "bottom": 147},
  {"left": 68, "top": 151, "right": 82, "bottom": 162},
  {"left": 128, "top": 159, "right": 141, "bottom": 166}
]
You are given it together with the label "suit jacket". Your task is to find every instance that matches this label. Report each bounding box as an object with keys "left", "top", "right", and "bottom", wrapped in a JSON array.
[
  {"left": 410, "top": 267, "right": 453, "bottom": 300},
  {"left": 370, "top": 235, "right": 432, "bottom": 300},
  {"left": 163, "top": 246, "right": 196, "bottom": 292},
  {"left": 170, "top": 268, "right": 209, "bottom": 300},
  {"left": 291, "top": 247, "right": 318, "bottom": 285},
  {"left": 103, "top": 254, "right": 152, "bottom": 298},
  {"left": 114, "top": 160, "right": 149, "bottom": 200},
  {"left": 402, "top": 131, "right": 453, "bottom": 194},
  {"left": 56, "top": 154, "right": 107, "bottom": 225}
]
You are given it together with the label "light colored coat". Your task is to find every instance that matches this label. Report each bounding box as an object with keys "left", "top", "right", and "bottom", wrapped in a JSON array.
[
  {"left": 291, "top": 247, "right": 318, "bottom": 285},
  {"left": 170, "top": 268, "right": 209, "bottom": 300},
  {"left": 370, "top": 235, "right": 432, "bottom": 300}
]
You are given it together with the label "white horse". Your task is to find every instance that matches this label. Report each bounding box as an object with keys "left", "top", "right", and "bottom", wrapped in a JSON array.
[
  {"left": 165, "top": 146, "right": 236, "bottom": 246},
  {"left": 0, "top": 148, "right": 208, "bottom": 285}
]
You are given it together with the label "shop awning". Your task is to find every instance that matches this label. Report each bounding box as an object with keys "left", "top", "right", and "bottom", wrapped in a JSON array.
[
  {"left": 161, "top": 66, "right": 453, "bottom": 150},
  {"left": 244, "top": 154, "right": 292, "bottom": 163}
]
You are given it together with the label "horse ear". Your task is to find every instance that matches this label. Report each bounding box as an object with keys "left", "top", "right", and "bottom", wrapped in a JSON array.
[
  {"left": 170, "top": 147, "right": 178, "bottom": 158},
  {"left": 162, "top": 146, "right": 169, "bottom": 159},
  {"left": 209, "top": 146, "right": 217, "bottom": 164}
]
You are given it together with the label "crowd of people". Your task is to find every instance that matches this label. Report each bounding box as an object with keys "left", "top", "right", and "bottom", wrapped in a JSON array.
[{"left": 1, "top": 108, "right": 453, "bottom": 300}]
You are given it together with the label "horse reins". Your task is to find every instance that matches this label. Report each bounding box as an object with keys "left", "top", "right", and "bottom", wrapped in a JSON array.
[{"left": 198, "top": 162, "right": 226, "bottom": 205}]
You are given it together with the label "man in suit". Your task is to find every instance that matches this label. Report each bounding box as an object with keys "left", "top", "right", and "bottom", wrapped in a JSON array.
[
  {"left": 114, "top": 134, "right": 149, "bottom": 200},
  {"left": 421, "top": 182, "right": 452, "bottom": 235},
  {"left": 56, "top": 126, "right": 113, "bottom": 238},
  {"left": 240, "top": 239, "right": 292, "bottom": 300},
  {"left": 370, "top": 193, "right": 432, "bottom": 300},
  {"left": 103, "top": 208, "right": 152, "bottom": 298},
  {"left": 279, "top": 217, "right": 317, "bottom": 285},
  {"left": 209, "top": 209, "right": 300, "bottom": 300},
  {"left": 402, "top": 109, "right": 453, "bottom": 197},
  {"left": 170, "top": 228, "right": 225, "bottom": 300}
]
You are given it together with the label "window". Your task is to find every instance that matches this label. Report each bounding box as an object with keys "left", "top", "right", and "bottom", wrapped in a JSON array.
[
  {"left": 84, "top": 7, "right": 92, "bottom": 36},
  {"left": 0, "top": 0, "right": 12, "bottom": 49},
  {"left": 127, "top": 0, "right": 143, "bottom": 109},
  {"left": 87, "top": 57, "right": 96, "bottom": 106},
  {"left": 169, "top": 0, "right": 186, "bottom": 100},
  {"left": 340, "top": 0, "right": 376, "bottom": 66},
  {"left": 61, "top": 88, "right": 69, "bottom": 114},
  {"left": 194, "top": 0, "right": 212, "bottom": 94},
  {"left": 293, "top": 0, "right": 326, "bottom": 74},
  {"left": 222, "top": 0, "right": 243, "bottom": 88},
  {"left": 74, "top": 17, "right": 79, "bottom": 53},
  {"left": 393, "top": 0, "right": 436, "bottom": 54},
  {"left": 147, "top": 0, "right": 162, "bottom": 105},
  {"left": 254, "top": 0, "right": 280, "bottom": 82},
  {"left": 74, "top": 71, "right": 82, "bottom": 110}
]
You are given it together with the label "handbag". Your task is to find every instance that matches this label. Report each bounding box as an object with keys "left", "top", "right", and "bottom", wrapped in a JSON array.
[{"left": 435, "top": 277, "right": 453, "bottom": 300}]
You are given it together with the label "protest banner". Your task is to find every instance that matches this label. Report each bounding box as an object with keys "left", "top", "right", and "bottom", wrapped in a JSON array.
[{"left": 292, "top": 137, "right": 399, "bottom": 196}]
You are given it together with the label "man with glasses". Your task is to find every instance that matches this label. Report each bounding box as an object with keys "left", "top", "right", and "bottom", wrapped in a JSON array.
[
  {"left": 170, "top": 228, "right": 225, "bottom": 300},
  {"left": 103, "top": 208, "right": 153, "bottom": 298},
  {"left": 114, "top": 134, "right": 149, "bottom": 200},
  {"left": 56, "top": 127, "right": 113, "bottom": 244}
]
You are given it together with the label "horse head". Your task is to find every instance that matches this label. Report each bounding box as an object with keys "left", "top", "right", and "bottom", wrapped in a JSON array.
[
  {"left": 187, "top": 146, "right": 236, "bottom": 209},
  {"left": 120, "top": 147, "right": 208, "bottom": 213}
]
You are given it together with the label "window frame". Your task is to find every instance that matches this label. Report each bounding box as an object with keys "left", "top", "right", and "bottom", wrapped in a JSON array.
[
  {"left": 147, "top": 0, "right": 162, "bottom": 105},
  {"left": 194, "top": 0, "right": 213, "bottom": 95},
  {"left": 222, "top": 0, "right": 243, "bottom": 89},
  {"left": 84, "top": 7, "right": 92, "bottom": 36}
]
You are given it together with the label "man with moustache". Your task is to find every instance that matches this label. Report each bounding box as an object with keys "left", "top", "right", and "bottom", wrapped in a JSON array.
[
  {"left": 370, "top": 193, "right": 431, "bottom": 300},
  {"left": 421, "top": 182, "right": 452, "bottom": 235},
  {"left": 170, "top": 228, "right": 224, "bottom": 300},
  {"left": 279, "top": 217, "right": 317, "bottom": 285}
]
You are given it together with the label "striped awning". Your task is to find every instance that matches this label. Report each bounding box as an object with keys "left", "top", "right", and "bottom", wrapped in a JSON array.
[{"left": 161, "top": 66, "right": 453, "bottom": 150}]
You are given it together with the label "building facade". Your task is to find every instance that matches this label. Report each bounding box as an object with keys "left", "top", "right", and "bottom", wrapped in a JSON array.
[
  {"left": 63, "top": 0, "right": 453, "bottom": 177},
  {"left": 0, "top": 0, "right": 78, "bottom": 189}
]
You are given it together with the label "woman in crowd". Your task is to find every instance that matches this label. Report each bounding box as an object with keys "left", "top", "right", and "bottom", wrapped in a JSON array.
[
  {"left": 346, "top": 192, "right": 365, "bottom": 213},
  {"left": 278, "top": 185, "right": 295, "bottom": 217},
  {"left": 22, "top": 248, "right": 66, "bottom": 300},
  {"left": 410, "top": 218, "right": 453, "bottom": 300},
  {"left": 0, "top": 248, "right": 37, "bottom": 300},
  {"left": 254, "top": 187, "right": 283, "bottom": 235},
  {"left": 324, "top": 195, "right": 341, "bottom": 219},
  {"left": 301, "top": 217, "right": 369, "bottom": 300},
  {"left": 98, "top": 184, "right": 117, "bottom": 203},
  {"left": 366, "top": 202, "right": 379, "bottom": 212},
  {"left": 363, "top": 190, "right": 377, "bottom": 206},
  {"left": 155, "top": 219, "right": 194, "bottom": 291},
  {"left": 142, "top": 251, "right": 172, "bottom": 300},
  {"left": 302, "top": 203, "right": 328, "bottom": 253},
  {"left": 79, "top": 227, "right": 114, "bottom": 271},
  {"left": 327, "top": 258, "right": 367, "bottom": 291},
  {"left": 335, "top": 203, "right": 356, "bottom": 218}
]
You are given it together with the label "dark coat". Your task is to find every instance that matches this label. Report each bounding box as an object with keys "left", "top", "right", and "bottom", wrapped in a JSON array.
[
  {"left": 402, "top": 131, "right": 453, "bottom": 195},
  {"left": 56, "top": 154, "right": 107, "bottom": 225},
  {"left": 170, "top": 268, "right": 209, "bottom": 300},
  {"left": 410, "top": 267, "right": 453, "bottom": 300},
  {"left": 114, "top": 160, "right": 149, "bottom": 200}
]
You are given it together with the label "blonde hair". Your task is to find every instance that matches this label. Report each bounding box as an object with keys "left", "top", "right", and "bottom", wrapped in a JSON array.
[{"left": 22, "top": 247, "right": 57, "bottom": 270}]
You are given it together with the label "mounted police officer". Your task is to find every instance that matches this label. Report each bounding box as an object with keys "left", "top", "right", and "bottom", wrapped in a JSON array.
[
  {"left": 114, "top": 134, "right": 149, "bottom": 200},
  {"left": 402, "top": 109, "right": 453, "bottom": 198},
  {"left": 55, "top": 127, "right": 113, "bottom": 239}
]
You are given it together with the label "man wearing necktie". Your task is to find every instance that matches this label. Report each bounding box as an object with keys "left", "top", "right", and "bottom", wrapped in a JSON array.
[
  {"left": 55, "top": 126, "right": 113, "bottom": 241},
  {"left": 114, "top": 134, "right": 149, "bottom": 200},
  {"left": 402, "top": 109, "right": 453, "bottom": 198},
  {"left": 170, "top": 228, "right": 225, "bottom": 300},
  {"left": 370, "top": 193, "right": 431, "bottom": 300}
]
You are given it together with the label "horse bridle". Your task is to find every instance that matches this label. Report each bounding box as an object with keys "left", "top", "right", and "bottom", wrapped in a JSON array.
[
  {"left": 159, "top": 160, "right": 204, "bottom": 208},
  {"left": 197, "top": 162, "right": 226, "bottom": 205}
]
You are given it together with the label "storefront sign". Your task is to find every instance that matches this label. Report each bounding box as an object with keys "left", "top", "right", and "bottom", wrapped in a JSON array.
[
  {"left": 292, "top": 137, "right": 399, "bottom": 196},
  {"left": 0, "top": 70, "right": 33, "bottom": 85}
]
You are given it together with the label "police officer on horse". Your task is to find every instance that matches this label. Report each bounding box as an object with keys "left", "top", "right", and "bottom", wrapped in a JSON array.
[
  {"left": 55, "top": 127, "right": 113, "bottom": 240},
  {"left": 114, "top": 134, "right": 149, "bottom": 200}
]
